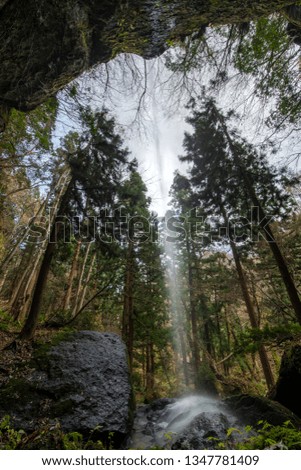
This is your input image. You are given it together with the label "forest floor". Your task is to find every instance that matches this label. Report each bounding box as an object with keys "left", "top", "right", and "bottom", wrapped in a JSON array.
[{"left": 0, "top": 328, "right": 59, "bottom": 388}]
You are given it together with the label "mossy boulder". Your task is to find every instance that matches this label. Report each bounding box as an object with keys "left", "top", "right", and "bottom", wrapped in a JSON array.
[
  {"left": 224, "top": 393, "right": 301, "bottom": 428},
  {"left": 0, "top": 331, "right": 134, "bottom": 448}
]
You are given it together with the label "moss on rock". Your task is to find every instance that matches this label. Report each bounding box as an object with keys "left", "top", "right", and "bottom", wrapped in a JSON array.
[
  {"left": 270, "top": 344, "right": 301, "bottom": 418},
  {"left": 0, "top": 0, "right": 297, "bottom": 117}
]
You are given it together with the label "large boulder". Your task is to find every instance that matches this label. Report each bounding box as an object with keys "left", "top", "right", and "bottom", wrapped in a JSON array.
[
  {"left": 224, "top": 393, "right": 301, "bottom": 428},
  {"left": 270, "top": 345, "right": 301, "bottom": 418},
  {"left": 0, "top": 331, "right": 134, "bottom": 448}
]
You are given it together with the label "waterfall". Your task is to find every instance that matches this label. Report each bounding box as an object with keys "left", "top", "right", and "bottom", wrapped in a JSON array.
[
  {"left": 155, "top": 394, "right": 222, "bottom": 443},
  {"left": 161, "top": 217, "right": 190, "bottom": 390},
  {"left": 130, "top": 393, "right": 243, "bottom": 449}
]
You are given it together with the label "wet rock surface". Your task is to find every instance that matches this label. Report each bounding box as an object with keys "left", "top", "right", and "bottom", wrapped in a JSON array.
[
  {"left": 130, "top": 393, "right": 301, "bottom": 449},
  {"left": 0, "top": 0, "right": 113, "bottom": 111},
  {"left": 269, "top": 345, "right": 301, "bottom": 418},
  {"left": 0, "top": 331, "right": 133, "bottom": 447},
  {"left": 130, "top": 395, "right": 241, "bottom": 449},
  {"left": 225, "top": 393, "right": 301, "bottom": 428},
  {"left": 171, "top": 412, "right": 234, "bottom": 450},
  {"left": 0, "top": 1, "right": 293, "bottom": 114},
  {"left": 130, "top": 398, "right": 177, "bottom": 448}
]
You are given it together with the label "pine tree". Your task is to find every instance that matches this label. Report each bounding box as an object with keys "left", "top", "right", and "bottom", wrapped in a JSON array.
[
  {"left": 181, "top": 96, "right": 301, "bottom": 326},
  {"left": 174, "top": 96, "right": 300, "bottom": 389},
  {"left": 19, "top": 108, "right": 132, "bottom": 339}
]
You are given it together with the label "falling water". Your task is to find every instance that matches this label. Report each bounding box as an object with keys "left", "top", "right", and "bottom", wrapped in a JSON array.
[
  {"left": 155, "top": 394, "right": 222, "bottom": 442},
  {"left": 117, "top": 58, "right": 242, "bottom": 451},
  {"left": 161, "top": 220, "right": 190, "bottom": 389},
  {"left": 130, "top": 393, "right": 242, "bottom": 449},
  {"left": 142, "top": 74, "right": 190, "bottom": 390}
]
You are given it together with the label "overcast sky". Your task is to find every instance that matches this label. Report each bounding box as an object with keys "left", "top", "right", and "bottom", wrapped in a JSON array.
[
  {"left": 55, "top": 49, "right": 301, "bottom": 217},
  {"left": 126, "top": 102, "right": 189, "bottom": 216},
  {"left": 91, "top": 54, "right": 192, "bottom": 216}
]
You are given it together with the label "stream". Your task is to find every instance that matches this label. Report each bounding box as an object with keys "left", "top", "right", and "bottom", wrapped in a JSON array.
[{"left": 130, "top": 394, "right": 244, "bottom": 449}]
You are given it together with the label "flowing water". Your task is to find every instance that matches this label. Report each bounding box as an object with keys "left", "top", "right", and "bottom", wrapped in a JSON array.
[
  {"left": 154, "top": 394, "right": 223, "bottom": 442},
  {"left": 163, "top": 231, "right": 188, "bottom": 387},
  {"left": 131, "top": 394, "right": 242, "bottom": 449}
]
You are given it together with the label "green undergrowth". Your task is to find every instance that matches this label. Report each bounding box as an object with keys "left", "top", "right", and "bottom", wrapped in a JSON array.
[
  {"left": 0, "top": 416, "right": 113, "bottom": 450},
  {"left": 211, "top": 420, "right": 301, "bottom": 450},
  {"left": 143, "top": 421, "right": 301, "bottom": 450},
  {"left": 2, "top": 415, "right": 301, "bottom": 450},
  {"left": 0, "top": 309, "right": 19, "bottom": 332},
  {"left": 235, "top": 420, "right": 301, "bottom": 450}
]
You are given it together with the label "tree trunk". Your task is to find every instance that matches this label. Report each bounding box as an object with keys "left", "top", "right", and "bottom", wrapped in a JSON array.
[
  {"left": 221, "top": 207, "right": 275, "bottom": 390},
  {"left": 10, "top": 240, "right": 49, "bottom": 321},
  {"left": 186, "top": 239, "right": 201, "bottom": 388},
  {"left": 122, "top": 240, "right": 135, "bottom": 371},
  {"left": 0, "top": 172, "right": 68, "bottom": 296},
  {"left": 19, "top": 229, "right": 57, "bottom": 339},
  {"left": 10, "top": 263, "right": 33, "bottom": 321},
  {"left": 62, "top": 240, "right": 82, "bottom": 311},
  {"left": 221, "top": 117, "right": 301, "bottom": 325},
  {"left": 0, "top": 197, "right": 48, "bottom": 295},
  {"left": 8, "top": 242, "right": 36, "bottom": 318},
  {"left": 71, "top": 242, "right": 92, "bottom": 316},
  {"left": 146, "top": 341, "right": 155, "bottom": 399},
  {"left": 63, "top": 276, "right": 114, "bottom": 326},
  {"left": 255, "top": 201, "right": 301, "bottom": 324},
  {"left": 73, "top": 251, "right": 96, "bottom": 314},
  {"left": 19, "top": 175, "right": 72, "bottom": 340},
  {"left": 231, "top": 239, "right": 275, "bottom": 389}
]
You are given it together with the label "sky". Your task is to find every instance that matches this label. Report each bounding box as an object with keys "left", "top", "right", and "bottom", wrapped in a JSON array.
[
  {"left": 93, "top": 51, "right": 301, "bottom": 215},
  {"left": 125, "top": 103, "right": 189, "bottom": 215},
  {"left": 83, "top": 54, "right": 192, "bottom": 216},
  {"left": 54, "top": 54, "right": 191, "bottom": 216},
  {"left": 54, "top": 45, "right": 301, "bottom": 218}
]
